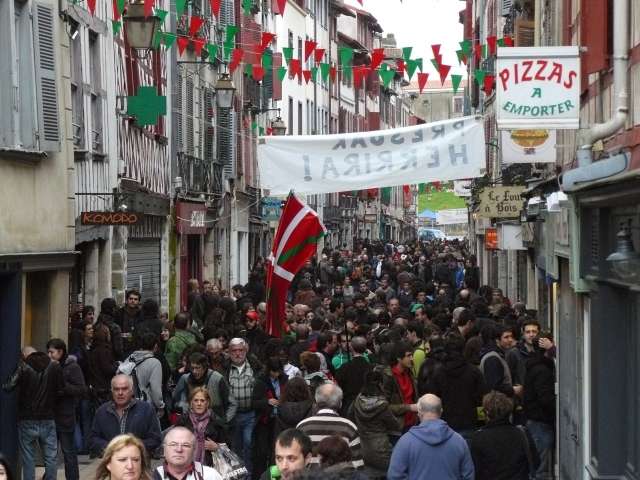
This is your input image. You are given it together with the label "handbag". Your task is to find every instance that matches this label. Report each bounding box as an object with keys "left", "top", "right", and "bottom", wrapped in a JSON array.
[{"left": 210, "top": 444, "right": 249, "bottom": 479}]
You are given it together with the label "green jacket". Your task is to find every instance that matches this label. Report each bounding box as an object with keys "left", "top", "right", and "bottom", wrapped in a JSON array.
[{"left": 165, "top": 329, "right": 197, "bottom": 370}]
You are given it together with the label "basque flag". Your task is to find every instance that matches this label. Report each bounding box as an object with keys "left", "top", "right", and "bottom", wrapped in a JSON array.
[{"left": 265, "top": 192, "right": 326, "bottom": 337}]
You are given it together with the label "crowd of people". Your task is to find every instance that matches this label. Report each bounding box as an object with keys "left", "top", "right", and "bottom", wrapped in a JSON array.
[{"left": 1, "top": 238, "right": 557, "bottom": 480}]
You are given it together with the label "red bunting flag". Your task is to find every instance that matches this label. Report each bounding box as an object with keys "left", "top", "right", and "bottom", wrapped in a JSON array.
[
  {"left": 353, "top": 65, "right": 365, "bottom": 89},
  {"left": 87, "top": 0, "right": 96, "bottom": 14},
  {"left": 192, "top": 38, "right": 206, "bottom": 56},
  {"left": 487, "top": 35, "right": 497, "bottom": 55},
  {"left": 113, "top": 0, "right": 121, "bottom": 20},
  {"left": 144, "top": 0, "right": 154, "bottom": 17},
  {"left": 304, "top": 40, "right": 317, "bottom": 62},
  {"left": 438, "top": 64, "right": 451, "bottom": 85},
  {"left": 371, "top": 48, "right": 384, "bottom": 70},
  {"left": 302, "top": 70, "right": 312, "bottom": 84},
  {"left": 261, "top": 32, "right": 276, "bottom": 48},
  {"left": 189, "top": 16, "right": 205, "bottom": 37},
  {"left": 253, "top": 65, "right": 265, "bottom": 81},
  {"left": 483, "top": 74, "right": 495, "bottom": 95},
  {"left": 229, "top": 48, "right": 244, "bottom": 73},
  {"left": 265, "top": 193, "right": 326, "bottom": 338},
  {"left": 503, "top": 35, "right": 514, "bottom": 47},
  {"left": 177, "top": 36, "right": 190, "bottom": 55},
  {"left": 474, "top": 43, "right": 483, "bottom": 61},
  {"left": 329, "top": 65, "right": 337, "bottom": 81},
  {"left": 417, "top": 72, "right": 429, "bottom": 93},
  {"left": 210, "top": 0, "right": 222, "bottom": 18},
  {"left": 289, "top": 59, "right": 302, "bottom": 79},
  {"left": 396, "top": 59, "right": 405, "bottom": 75},
  {"left": 266, "top": 127, "right": 273, "bottom": 135},
  {"left": 431, "top": 44, "right": 441, "bottom": 58},
  {"left": 314, "top": 48, "right": 325, "bottom": 64},
  {"left": 275, "top": 0, "right": 286, "bottom": 15}
]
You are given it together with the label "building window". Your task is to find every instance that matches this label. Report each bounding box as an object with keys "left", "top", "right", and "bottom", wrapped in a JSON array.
[
  {"left": 453, "top": 96, "right": 464, "bottom": 114},
  {"left": 288, "top": 96, "right": 294, "bottom": 136},
  {"left": 298, "top": 101, "right": 303, "bottom": 135},
  {"left": 297, "top": 36, "right": 303, "bottom": 85},
  {"left": 70, "top": 22, "right": 84, "bottom": 150},
  {"left": 89, "top": 31, "right": 104, "bottom": 154}
]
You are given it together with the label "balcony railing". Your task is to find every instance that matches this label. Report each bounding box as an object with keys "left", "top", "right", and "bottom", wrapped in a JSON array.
[
  {"left": 246, "top": 185, "right": 261, "bottom": 219},
  {"left": 177, "top": 152, "right": 223, "bottom": 195}
]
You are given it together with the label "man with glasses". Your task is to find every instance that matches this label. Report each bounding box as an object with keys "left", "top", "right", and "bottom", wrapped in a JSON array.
[
  {"left": 89, "top": 374, "right": 161, "bottom": 457},
  {"left": 154, "top": 426, "right": 223, "bottom": 480}
]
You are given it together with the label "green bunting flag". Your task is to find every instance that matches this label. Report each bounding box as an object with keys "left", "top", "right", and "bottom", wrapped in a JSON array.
[
  {"left": 451, "top": 74, "right": 462, "bottom": 94},
  {"left": 406, "top": 59, "right": 419, "bottom": 80},
  {"left": 251, "top": 121, "right": 258, "bottom": 130},
  {"left": 163, "top": 32, "right": 177, "bottom": 48},
  {"left": 259, "top": 126, "right": 265, "bottom": 136},
  {"left": 176, "top": 0, "right": 187, "bottom": 16},
  {"left": 418, "top": 183, "right": 427, "bottom": 194},
  {"left": 154, "top": 8, "right": 168, "bottom": 23},
  {"left": 242, "top": 0, "right": 252, "bottom": 15},
  {"left": 320, "top": 63, "right": 330, "bottom": 81},
  {"left": 342, "top": 65, "right": 352, "bottom": 82},
  {"left": 402, "top": 47, "right": 413, "bottom": 62},
  {"left": 415, "top": 58, "right": 423, "bottom": 72},
  {"left": 282, "top": 47, "right": 294, "bottom": 65},
  {"left": 112, "top": 20, "right": 122, "bottom": 35},
  {"left": 459, "top": 39, "right": 472, "bottom": 57},
  {"left": 310, "top": 67, "right": 318, "bottom": 82},
  {"left": 262, "top": 49, "right": 272, "bottom": 69},
  {"left": 431, "top": 59, "right": 439, "bottom": 70},
  {"left": 474, "top": 69, "right": 486, "bottom": 86},
  {"left": 223, "top": 42, "right": 233, "bottom": 61},
  {"left": 225, "top": 25, "right": 238, "bottom": 44},
  {"left": 277, "top": 66, "right": 287, "bottom": 81},
  {"left": 339, "top": 47, "right": 354, "bottom": 66},
  {"left": 379, "top": 65, "right": 395, "bottom": 88},
  {"left": 206, "top": 43, "right": 218, "bottom": 63},
  {"left": 456, "top": 50, "right": 465, "bottom": 64},
  {"left": 116, "top": 0, "right": 126, "bottom": 16},
  {"left": 244, "top": 63, "right": 253, "bottom": 76},
  {"left": 152, "top": 30, "right": 163, "bottom": 48}
]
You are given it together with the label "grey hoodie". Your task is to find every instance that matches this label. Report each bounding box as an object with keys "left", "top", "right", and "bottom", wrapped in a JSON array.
[{"left": 129, "top": 351, "right": 164, "bottom": 410}]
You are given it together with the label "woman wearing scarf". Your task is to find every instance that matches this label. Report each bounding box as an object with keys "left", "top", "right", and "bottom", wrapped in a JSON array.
[{"left": 176, "top": 387, "right": 228, "bottom": 467}]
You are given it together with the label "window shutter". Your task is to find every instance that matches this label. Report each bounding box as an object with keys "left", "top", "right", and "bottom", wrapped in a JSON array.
[
  {"left": 514, "top": 19, "right": 535, "bottom": 47},
  {"left": 220, "top": 0, "right": 235, "bottom": 28},
  {"left": 175, "top": 72, "right": 184, "bottom": 152},
  {"left": 262, "top": 48, "right": 273, "bottom": 109},
  {"left": 272, "top": 52, "right": 282, "bottom": 101},
  {"left": 218, "top": 109, "right": 236, "bottom": 179},
  {"left": 186, "top": 78, "right": 195, "bottom": 155},
  {"left": 501, "top": 0, "right": 513, "bottom": 16},
  {"left": 580, "top": 0, "right": 608, "bottom": 75},
  {"left": 33, "top": 2, "right": 60, "bottom": 152},
  {"left": 204, "top": 88, "right": 215, "bottom": 161}
]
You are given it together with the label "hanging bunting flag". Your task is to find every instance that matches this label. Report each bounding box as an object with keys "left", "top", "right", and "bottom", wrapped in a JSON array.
[
  {"left": 417, "top": 72, "right": 429, "bottom": 93},
  {"left": 177, "top": 36, "right": 190, "bottom": 55},
  {"left": 456, "top": 50, "right": 466, "bottom": 65},
  {"left": 402, "top": 47, "right": 413, "bottom": 62},
  {"left": 259, "top": 126, "right": 265, "bottom": 136},
  {"left": 229, "top": 48, "right": 244, "bottom": 73},
  {"left": 431, "top": 44, "right": 441, "bottom": 58},
  {"left": 451, "top": 74, "right": 462, "bottom": 94},
  {"left": 154, "top": 8, "right": 168, "bottom": 22},
  {"left": 289, "top": 59, "right": 302, "bottom": 79},
  {"left": 189, "top": 16, "right": 205, "bottom": 37},
  {"left": 396, "top": 59, "right": 405, "bottom": 75},
  {"left": 282, "top": 47, "right": 294, "bottom": 65},
  {"left": 244, "top": 63, "right": 253, "bottom": 77},
  {"left": 225, "top": 25, "right": 238, "bottom": 44},
  {"left": 242, "top": 0, "right": 252, "bottom": 15},
  {"left": 430, "top": 59, "right": 439, "bottom": 70},
  {"left": 371, "top": 48, "right": 384, "bottom": 70},
  {"left": 277, "top": 66, "right": 287, "bottom": 81},
  {"left": 223, "top": 42, "right": 233, "bottom": 61},
  {"left": 152, "top": 31, "right": 163, "bottom": 48},
  {"left": 503, "top": 35, "right": 514, "bottom": 47},
  {"left": 143, "top": 0, "right": 154, "bottom": 17},
  {"left": 163, "top": 32, "right": 177, "bottom": 48},
  {"left": 127, "top": 86, "right": 166, "bottom": 126},
  {"left": 261, "top": 32, "right": 276, "bottom": 48},
  {"left": 314, "top": 48, "right": 325, "bottom": 64},
  {"left": 342, "top": 65, "right": 352, "bottom": 82},
  {"left": 415, "top": 58, "right": 423, "bottom": 72},
  {"left": 329, "top": 65, "right": 337, "bottom": 81},
  {"left": 459, "top": 39, "right": 472, "bottom": 57},
  {"left": 206, "top": 43, "right": 218, "bottom": 62},
  {"left": 87, "top": 0, "right": 96, "bottom": 14},
  {"left": 487, "top": 35, "right": 497, "bottom": 55},
  {"left": 210, "top": 0, "right": 222, "bottom": 18},
  {"left": 379, "top": 65, "right": 395, "bottom": 89},
  {"left": 176, "top": 0, "right": 187, "bottom": 16},
  {"left": 353, "top": 66, "right": 364, "bottom": 89},
  {"left": 275, "top": 0, "right": 286, "bottom": 15},
  {"left": 339, "top": 47, "right": 354, "bottom": 66},
  {"left": 302, "top": 70, "right": 312, "bottom": 84},
  {"left": 192, "top": 38, "right": 206, "bottom": 56},
  {"left": 304, "top": 40, "right": 317, "bottom": 62},
  {"left": 474, "top": 43, "right": 483, "bottom": 61},
  {"left": 266, "top": 127, "right": 273, "bottom": 135},
  {"left": 438, "top": 64, "right": 451, "bottom": 85},
  {"left": 406, "top": 59, "right": 419, "bottom": 80},
  {"left": 320, "top": 63, "right": 330, "bottom": 81},
  {"left": 253, "top": 65, "right": 265, "bottom": 81},
  {"left": 310, "top": 67, "right": 318, "bottom": 82},
  {"left": 251, "top": 121, "right": 258, "bottom": 130},
  {"left": 262, "top": 49, "right": 273, "bottom": 69},
  {"left": 483, "top": 74, "right": 495, "bottom": 95},
  {"left": 112, "top": 20, "right": 122, "bottom": 35},
  {"left": 113, "top": 0, "right": 125, "bottom": 20},
  {"left": 474, "top": 69, "right": 486, "bottom": 86}
]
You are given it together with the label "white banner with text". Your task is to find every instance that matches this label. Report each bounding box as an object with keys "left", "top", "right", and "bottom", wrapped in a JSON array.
[{"left": 257, "top": 116, "right": 486, "bottom": 195}]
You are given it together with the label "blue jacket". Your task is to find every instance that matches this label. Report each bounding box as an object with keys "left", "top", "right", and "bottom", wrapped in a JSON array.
[
  {"left": 387, "top": 419, "right": 474, "bottom": 480},
  {"left": 89, "top": 399, "right": 161, "bottom": 455}
]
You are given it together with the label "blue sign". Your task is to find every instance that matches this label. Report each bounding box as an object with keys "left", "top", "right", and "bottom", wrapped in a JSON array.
[{"left": 261, "top": 197, "right": 283, "bottom": 221}]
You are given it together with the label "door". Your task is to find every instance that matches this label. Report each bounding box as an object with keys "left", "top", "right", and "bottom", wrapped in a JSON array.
[{"left": 127, "top": 239, "right": 161, "bottom": 303}]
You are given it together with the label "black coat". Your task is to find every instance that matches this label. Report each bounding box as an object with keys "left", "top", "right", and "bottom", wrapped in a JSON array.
[
  {"left": 176, "top": 411, "right": 229, "bottom": 467},
  {"left": 468, "top": 420, "right": 537, "bottom": 480},
  {"left": 275, "top": 400, "right": 313, "bottom": 435},
  {"left": 86, "top": 341, "right": 118, "bottom": 401},
  {"left": 56, "top": 355, "right": 88, "bottom": 431},
  {"left": 422, "top": 355, "right": 486, "bottom": 432},
  {"left": 523, "top": 354, "right": 555, "bottom": 425},
  {"left": 335, "top": 356, "right": 372, "bottom": 416}
]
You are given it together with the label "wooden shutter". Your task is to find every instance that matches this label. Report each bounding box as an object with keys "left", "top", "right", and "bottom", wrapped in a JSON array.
[
  {"left": 514, "top": 19, "right": 535, "bottom": 47},
  {"left": 175, "top": 72, "right": 183, "bottom": 152},
  {"left": 186, "top": 77, "right": 195, "bottom": 155},
  {"left": 580, "top": 0, "right": 608, "bottom": 75},
  {"left": 33, "top": 2, "right": 60, "bottom": 152},
  {"left": 218, "top": 109, "right": 236, "bottom": 178},
  {"left": 262, "top": 48, "right": 273, "bottom": 108},
  {"left": 220, "top": 0, "right": 235, "bottom": 28},
  {"left": 203, "top": 88, "right": 215, "bottom": 161},
  {"left": 272, "top": 52, "right": 282, "bottom": 101}
]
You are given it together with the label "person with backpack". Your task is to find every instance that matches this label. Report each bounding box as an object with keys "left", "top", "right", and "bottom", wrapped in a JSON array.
[{"left": 118, "top": 332, "right": 165, "bottom": 416}]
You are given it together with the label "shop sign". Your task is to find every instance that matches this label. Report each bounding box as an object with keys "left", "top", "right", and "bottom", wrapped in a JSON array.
[
  {"left": 81, "top": 211, "right": 142, "bottom": 225},
  {"left": 499, "top": 224, "right": 526, "bottom": 250},
  {"left": 496, "top": 46, "right": 580, "bottom": 129},
  {"left": 478, "top": 186, "right": 526, "bottom": 218},
  {"left": 436, "top": 208, "right": 468, "bottom": 225},
  {"left": 454, "top": 180, "right": 472, "bottom": 197},
  {"left": 261, "top": 197, "right": 283, "bottom": 221},
  {"left": 176, "top": 201, "right": 208, "bottom": 234},
  {"left": 485, "top": 228, "right": 499, "bottom": 249},
  {"left": 501, "top": 130, "right": 556, "bottom": 164}
]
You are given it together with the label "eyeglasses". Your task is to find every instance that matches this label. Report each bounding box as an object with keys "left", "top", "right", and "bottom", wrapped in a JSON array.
[{"left": 166, "top": 442, "right": 193, "bottom": 449}]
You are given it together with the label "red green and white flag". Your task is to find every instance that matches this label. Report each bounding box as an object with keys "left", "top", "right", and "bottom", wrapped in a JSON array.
[{"left": 265, "top": 192, "right": 326, "bottom": 337}]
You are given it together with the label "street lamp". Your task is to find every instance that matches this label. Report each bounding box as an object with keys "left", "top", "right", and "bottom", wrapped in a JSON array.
[
  {"left": 122, "top": 2, "right": 162, "bottom": 50},
  {"left": 606, "top": 221, "right": 640, "bottom": 282},
  {"left": 214, "top": 73, "right": 236, "bottom": 109},
  {"left": 271, "top": 117, "right": 287, "bottom": 136}
]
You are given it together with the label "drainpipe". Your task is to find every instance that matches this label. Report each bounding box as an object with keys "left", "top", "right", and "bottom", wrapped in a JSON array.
[{"left": 575, "top": 0, "right": 629, "bottom": 167}]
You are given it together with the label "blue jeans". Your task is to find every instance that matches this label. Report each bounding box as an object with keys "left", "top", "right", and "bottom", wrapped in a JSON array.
[
  {"left": 17, "top": 420, "right": 57, "bottom": 480},
  {"left": 527, "top": 420, "right": 554, "bottom": 479},
  {"left": 232, "top": 411, "right": 256, "bottom": 475},
  {"left": 74, "top": 399, "right": 92, "bottom": 453}
]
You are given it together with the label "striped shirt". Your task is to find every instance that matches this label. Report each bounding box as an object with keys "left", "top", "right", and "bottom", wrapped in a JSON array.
[{"left": 296, "top": 408, "right": 364, "bottom": 469}]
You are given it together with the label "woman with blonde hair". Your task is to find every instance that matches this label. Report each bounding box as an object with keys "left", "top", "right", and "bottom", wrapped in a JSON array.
[{"left": 94, "top": 434, "right": 151, "bottom": 480}]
